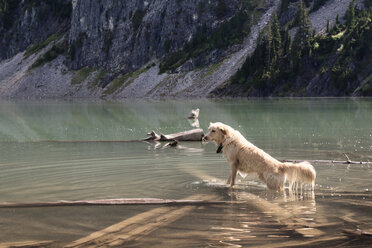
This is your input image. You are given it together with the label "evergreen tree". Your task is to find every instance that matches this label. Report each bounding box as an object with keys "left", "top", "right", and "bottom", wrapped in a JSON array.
[
  {"left": 265, "top": 21, "right": 272, "bottom": 69},
  {"left": 290, "top": 31, "right": 302, "bottom": 73},
  {"left": 282, "top": 28, "right": 291, "bottom": 56},
  {"left": 345, "top": 0, "right": 356, "bottom": 26},
  {"left": 271, "top": 13, "right": 282, "bottom": 64},
  {"left": 293, "top": 0, "right": 312, "bottom": 54},
  {"left": 279, "top": 0, "right": 290, "bottom": 15}
]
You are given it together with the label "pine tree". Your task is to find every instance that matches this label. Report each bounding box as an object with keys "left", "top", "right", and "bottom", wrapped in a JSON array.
[
  {"left": 271, "top": 13, "right": 282, "bottom": 64},
  {"left": 290, "top": 31, "right": 302, "bottom": 73},
  {"left": 345, "top": 0, "right": 356, "bottom": 26},
  {"left": 279, "top": 0, "right": 290, "bottom": 15},
  {"left": 265, "top": 21, "right": 272, "bottom": 69},
  {"left": 282, "top": 28, "right": 291, "bottom": 56},
  {"left": 294, "top": 0, "right": 312, "bottom": 53}
]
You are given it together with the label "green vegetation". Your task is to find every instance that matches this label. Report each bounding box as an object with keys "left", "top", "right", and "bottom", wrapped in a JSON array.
[
  {"left": 231, "top": 0, "right": 372, "bottom": 95},
  {"left": 89, "top": 70, "right": 107, "bottom": 89},
  {"left": 24, "top": 33, "right": 62, "bottom": 58},
  {"left": 71, "top": 67, "right": 95, "bottom": 85},
  {"left": 104, "top": 66, "right": 150, "bottom": 95},
  {"left": 30, "top": 40, "right": 66, "bottom": 69},
  {"left": 159, "top": 0, "right": 264, "bottom": 74},
  {"left": 202, "top": 59, "right": 224, "bottom": 80}
]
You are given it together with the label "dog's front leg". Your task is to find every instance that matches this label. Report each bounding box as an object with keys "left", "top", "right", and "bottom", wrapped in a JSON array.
[
  {"left": 229, "top": 161, "right": 238, "bottom": 187},
  {"left": 227, "top": 174, "right": 232, "bottom": 185}
]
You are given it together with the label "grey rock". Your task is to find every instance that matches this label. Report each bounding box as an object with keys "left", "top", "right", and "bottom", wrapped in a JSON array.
[
  {"left": 69, "top": 0, "right": 240, "bottom": 73},
  {"left": 0, "top": 0, "right": 70, "bottom": 61}
]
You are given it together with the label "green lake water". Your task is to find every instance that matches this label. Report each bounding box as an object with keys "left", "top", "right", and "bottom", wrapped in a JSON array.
[{"left": 0, "top": 98, "right": 371, "bottom": 247}]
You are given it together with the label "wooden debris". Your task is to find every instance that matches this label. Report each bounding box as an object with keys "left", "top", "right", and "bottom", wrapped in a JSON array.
[
  {"left": 344, "top": 153, "right": 352, "bottom": 163},
  {"left": 281, "top": 158, "right": 371, "bottom": 165},
  {"left": 0, "top": 197, "right": 224, "bottom": 208},
  {"left": 164, "top": 140, "right": 178, "bottom": 147},
  {"left": 142, "top": 131, "right": 161, "bottom": 141},
  {"left": 142, "top": 128, "right": 204, "bottom": 142}
]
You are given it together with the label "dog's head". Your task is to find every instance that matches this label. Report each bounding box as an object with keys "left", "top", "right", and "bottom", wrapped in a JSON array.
[{"left": 202, "top": 122, "right": 230, "bottom": 145}]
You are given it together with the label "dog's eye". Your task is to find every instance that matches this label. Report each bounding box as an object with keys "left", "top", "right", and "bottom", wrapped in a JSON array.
[{"left": 211, "top": 130, "right": 215, "bottom": 133}]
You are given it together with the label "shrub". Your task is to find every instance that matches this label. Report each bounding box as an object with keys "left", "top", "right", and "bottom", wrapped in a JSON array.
[
  {"left": 71, "top": 67, "right": 95, "bottom": 85},
  {"left": 24, "top": 33, "right": 62, "bottom": 58},
  {"left": 31, "top": 42, "right": 65, "bottom": 68}
]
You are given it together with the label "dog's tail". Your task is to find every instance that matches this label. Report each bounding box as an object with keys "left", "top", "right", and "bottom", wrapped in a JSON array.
[{"left": 281, "top": 161, "right": 316, "bottom": 191}]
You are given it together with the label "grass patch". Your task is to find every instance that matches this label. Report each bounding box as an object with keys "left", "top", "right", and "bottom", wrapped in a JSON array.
[
  {"left": 30, "top": 40, "right": 67, "bottom": 69},
  {"left": 88, "top": 70, "right": 107, "bottom": 89},
  {"left": 71, "top": 67, "right": 95, "bottom": 85},
  {"left": 24, "top": 33, "right": 62, "bottom": 59},
  {"left": 331, "top": 30, "right": 345, "bottom": 40},
  {"left": 201, "top": 59, "right": 224, "bottom": 79},
  {"left": 104, "top": 66, "right": 150, "bottom": 95}
]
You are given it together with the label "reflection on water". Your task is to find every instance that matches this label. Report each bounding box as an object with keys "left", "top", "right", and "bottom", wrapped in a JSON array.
[{"left": 0, "top": 99, "right": 371, "bottom": 247}]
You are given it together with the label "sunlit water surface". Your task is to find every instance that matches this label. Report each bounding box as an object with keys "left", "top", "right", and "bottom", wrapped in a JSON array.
[{"left": 0, "top": 99, "right": 371, "bottom": 247}]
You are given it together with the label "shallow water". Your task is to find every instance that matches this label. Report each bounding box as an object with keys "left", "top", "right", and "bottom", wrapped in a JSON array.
[{"left": 0, "top": 99, "right": 371, "bottom": 247}]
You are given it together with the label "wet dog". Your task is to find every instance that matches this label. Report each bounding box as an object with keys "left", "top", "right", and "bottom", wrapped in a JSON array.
[{"left": 203, "top": 122, "right": 316, "bottom": 191}]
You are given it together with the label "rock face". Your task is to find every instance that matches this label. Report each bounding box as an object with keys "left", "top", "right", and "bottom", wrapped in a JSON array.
[
  {"left": 0, "top": 0, "right": 370, "bottom": 98},
  {"left": 0, "top": 0, "right": 71, "bottom": 60},
  {"left": 69, "top": 0, "right": 240, "bottom": 72}
]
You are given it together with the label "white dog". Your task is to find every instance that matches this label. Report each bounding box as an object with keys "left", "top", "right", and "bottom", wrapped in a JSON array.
[{"left": 203, "top": 122, "right": 316, "bottom": 191}]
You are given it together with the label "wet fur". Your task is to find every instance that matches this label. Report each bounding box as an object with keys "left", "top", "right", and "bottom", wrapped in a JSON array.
[{"left": 203, "top": 122, "right": 316, "bottom": 191}]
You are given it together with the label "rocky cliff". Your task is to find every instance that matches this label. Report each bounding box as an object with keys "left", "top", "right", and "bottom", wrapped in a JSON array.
[
  {"left": 0, "top": 0, "right": 370, "bottom": 98},
  {"left": 68, "top": 0, "right": 240, "bottom": 72},
  {"left": 0, "top": 0, "right": 71, "bottom": 60}
]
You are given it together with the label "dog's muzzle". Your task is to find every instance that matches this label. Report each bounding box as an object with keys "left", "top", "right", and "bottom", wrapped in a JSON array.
[{"left": 202, "top": 135, "right": 209, "bottom": 142}]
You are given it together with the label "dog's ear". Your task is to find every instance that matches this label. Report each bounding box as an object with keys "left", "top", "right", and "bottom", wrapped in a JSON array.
[{"left": 218, "top": 126, "right": 228, "bottom": 136}]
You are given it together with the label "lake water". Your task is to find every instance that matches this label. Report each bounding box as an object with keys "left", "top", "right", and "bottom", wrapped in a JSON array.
[{"left": 0, "top": 99, "right": 371, "bottom": 247}]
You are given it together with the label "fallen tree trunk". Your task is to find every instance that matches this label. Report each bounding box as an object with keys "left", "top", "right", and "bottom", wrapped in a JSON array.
[
  {"left": 281, "top": 153, "right": 371, "bottom": 165},
  {"left": 142, "top": 128, "right": 204, "bottom": 142},
  {"left": 0, "top": 198, "right": 223, "bottom": 208},
  {"left": 281, "top": 159, "right": 371, "bottom": 165}
]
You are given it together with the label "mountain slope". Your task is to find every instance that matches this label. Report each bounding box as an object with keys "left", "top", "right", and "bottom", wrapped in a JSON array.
[{"left": 0, "top": 0, "right": 370, "bottom": 98}]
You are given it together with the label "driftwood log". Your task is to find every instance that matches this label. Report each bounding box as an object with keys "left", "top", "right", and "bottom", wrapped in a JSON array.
[
  {"left": 0, "top": 198, "right": 223, "bottom": 208},
  {"left": 142, "top": 128, "right": 204, "bottom": 142},
  {"left": 281, "top": 153, "right": 371, "bottom": 165}
]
